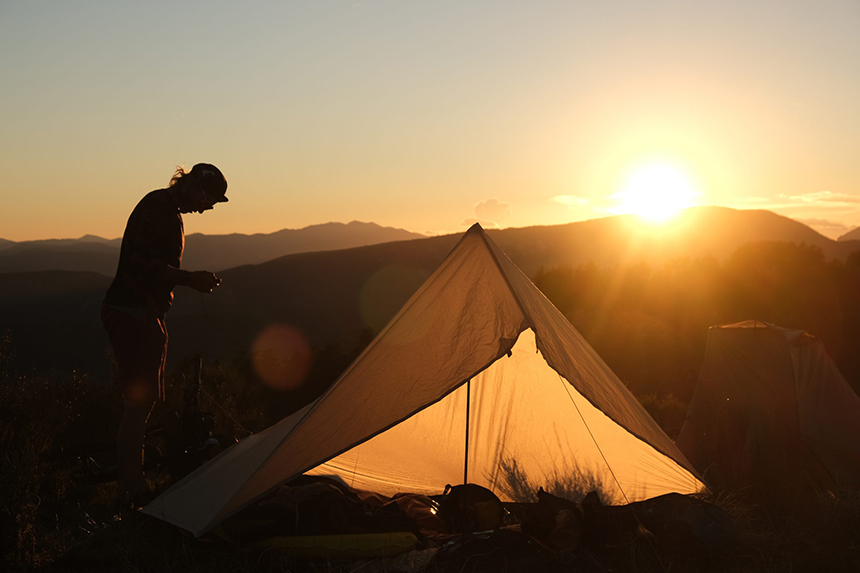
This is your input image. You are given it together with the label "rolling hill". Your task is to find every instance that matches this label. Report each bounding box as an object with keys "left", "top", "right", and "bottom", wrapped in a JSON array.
[
  {"left": 167, "top": 207, "right": 860, "bottom": 362},
  {"left": 838, "top": 226, "right": 860, "bottom": 242},
  {"left": 3, "top": 207, "right": 860, "bottom": 378},
  {"left": 486, "top": 206, "right": 860, "bottom": 277}
]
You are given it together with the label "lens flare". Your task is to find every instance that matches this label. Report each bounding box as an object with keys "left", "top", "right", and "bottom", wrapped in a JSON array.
[{"left": 250, "top": 324, "right": 312, "bottom": 391}]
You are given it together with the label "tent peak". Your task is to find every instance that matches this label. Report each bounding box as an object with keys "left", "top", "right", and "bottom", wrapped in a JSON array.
[{"left": 712, "top": 319, "right": 773, "bottom": 331}]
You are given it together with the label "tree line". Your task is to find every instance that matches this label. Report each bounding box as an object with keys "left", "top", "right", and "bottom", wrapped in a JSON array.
[{"left": 533, "top": 241, "right": 860, "bottom": 410}]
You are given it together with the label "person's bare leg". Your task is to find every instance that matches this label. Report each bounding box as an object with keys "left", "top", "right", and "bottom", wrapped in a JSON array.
[{"left": 117, "top": 401, "right": 154, "bottom": 504}]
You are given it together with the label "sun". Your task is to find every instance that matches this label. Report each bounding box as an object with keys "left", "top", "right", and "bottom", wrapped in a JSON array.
[{"left": 610, "top": 162, "right": 700, "bottom": 223}]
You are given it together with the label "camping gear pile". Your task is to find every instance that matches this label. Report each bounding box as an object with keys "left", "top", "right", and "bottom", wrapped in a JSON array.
[{"left": 204, "top": 478, "right": 736, "bottom": 571}]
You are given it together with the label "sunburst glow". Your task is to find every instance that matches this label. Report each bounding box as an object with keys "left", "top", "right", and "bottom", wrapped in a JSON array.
[{"left": 610, "top": 162, "right": 701, "bottom": 223}]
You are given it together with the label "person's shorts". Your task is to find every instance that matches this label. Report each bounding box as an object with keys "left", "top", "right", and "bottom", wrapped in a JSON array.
[{"left": 101, "top": 304, "right": 167, "bottom": 404}]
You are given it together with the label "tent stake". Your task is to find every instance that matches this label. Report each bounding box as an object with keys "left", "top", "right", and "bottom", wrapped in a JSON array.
[{"left": 464, "top": 379, "right": 471, "bottom": 484}]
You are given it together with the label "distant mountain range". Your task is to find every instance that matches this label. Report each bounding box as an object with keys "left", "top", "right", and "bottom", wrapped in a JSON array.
[
  {"left": 0, "top": 222, "right": 426, "bottom": 275},
  {"left": 3, "top": 207, "right": 860, "bottom": 378},
  {"left": 168, "top": 206, "right": 860, "bottom": 363},
  {"left": 838, "top": 227, "right": 860, "bottom": 242},
  {"left": 0, "top": 235, "right": 120, "bottom": 251}
]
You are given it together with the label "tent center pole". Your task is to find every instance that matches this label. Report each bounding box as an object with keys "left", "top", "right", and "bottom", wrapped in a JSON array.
[{"left": 464, "top": 379, "right": 471, "bottom": 484}]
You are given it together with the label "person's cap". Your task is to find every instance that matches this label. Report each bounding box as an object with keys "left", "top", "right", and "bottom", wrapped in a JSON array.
[{"left": 191, "top": 163, "right": 228, "bottom": 203}]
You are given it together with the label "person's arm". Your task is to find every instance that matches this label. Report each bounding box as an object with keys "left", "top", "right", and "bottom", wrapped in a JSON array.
[
  {"left": 129, "top": 248, "right": 221, "bottom": 292},
  {"left": 174, "top": 268, "right": 221, "bottom": 293}
]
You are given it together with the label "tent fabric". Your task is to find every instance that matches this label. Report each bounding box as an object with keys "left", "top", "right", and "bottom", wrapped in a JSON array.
[
  {"left": 143, "top": 223, "right": 703, "bottom": 537},
  {"left": 675, "top": 320, "right": 860, "bottom": 492},
  {"left": 310, "top": 328, "right": 700, "bottom": 502}
]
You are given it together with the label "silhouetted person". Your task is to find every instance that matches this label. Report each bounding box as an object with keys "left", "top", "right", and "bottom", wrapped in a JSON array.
[{"left": 101, "top": 163, "right": 228, "bottom": 508}]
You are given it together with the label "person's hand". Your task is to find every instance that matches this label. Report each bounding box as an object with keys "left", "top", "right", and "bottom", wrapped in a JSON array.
[{"left": 185, "top": 271, "right": 221, "bottom": 293}]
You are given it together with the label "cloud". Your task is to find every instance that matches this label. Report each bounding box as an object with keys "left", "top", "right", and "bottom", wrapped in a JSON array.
[
  {"left": 474, "top": 198, "right": 511, "bottom": 224},
  {"left": 782, "top": 191, "right": 860, "bottom": 205},
  {"left": 551, "top": 195, "right": 591, "bottom": 207},
  {"left": 462, "top": 198, "right": 511, "bottom": 228},
  {"left": 732, "top": 192, "right": 860, "bottom": 215}
]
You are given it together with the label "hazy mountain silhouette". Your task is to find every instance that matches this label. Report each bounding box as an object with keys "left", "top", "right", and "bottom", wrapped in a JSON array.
[
  {"left": 3, "top": 207, "right": 860, "bottom": 376},
  {"left": 487, "top": 207, "right": 860, "bottom": 276},
  {"left": 182, "top": 221, "right": 426, "bottom": 271},
  {"left": 0, "top": 271, "right": 111, "bottom": 375},
  {"left": 0, "top": 236, "right": 121, "bottom": 276},
  {"left": 838, "top": 227, "right": 860, "bottom": 242},
  {"left": 0, "top": 222, "right": 425, "bottom": 276},
  {"left": 0, "top": 235, "right": 121, "bottom": 251}
]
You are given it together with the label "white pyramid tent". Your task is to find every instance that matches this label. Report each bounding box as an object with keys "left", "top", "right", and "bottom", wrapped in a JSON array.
[{"left": 143, "top": 224, "right": 703, "bottom": 536}]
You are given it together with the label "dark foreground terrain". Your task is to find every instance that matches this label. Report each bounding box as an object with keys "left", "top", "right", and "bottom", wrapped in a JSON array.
[{"left": 3, "top": 358, "right": 860, "bottom": 573}]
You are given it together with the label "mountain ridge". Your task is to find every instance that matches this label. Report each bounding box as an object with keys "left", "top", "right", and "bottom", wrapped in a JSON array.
[
  {"left": 165, "top": 206, "right": 860, "bottom": 369},
  {"left": 0, "top": 221, "right": 426, "bottom": 275},
  {"left": 4, "top": 206, "right": 860, "bottom": 377},
  {"left": 838, "top": 226, "right": 860, "bottom": 242}
]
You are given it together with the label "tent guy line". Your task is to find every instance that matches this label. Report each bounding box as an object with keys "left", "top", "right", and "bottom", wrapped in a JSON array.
[{"left": 557, "top": 369, "right": 631, "bottom": 506}]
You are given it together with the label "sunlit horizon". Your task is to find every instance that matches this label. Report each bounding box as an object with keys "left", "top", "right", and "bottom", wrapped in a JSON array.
[
  {"left": 609, "top": 162, "right": 702, "bottom": 224},
  {"left": 1, "top": 1, "right": 858, "bottom": 242}
]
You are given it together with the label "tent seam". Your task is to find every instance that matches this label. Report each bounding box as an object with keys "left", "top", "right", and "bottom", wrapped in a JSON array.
[{"left": 475, "top": 228, "right": 534, "bottom": 330}]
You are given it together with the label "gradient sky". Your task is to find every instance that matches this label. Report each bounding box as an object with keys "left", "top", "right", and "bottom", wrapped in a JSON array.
[{"left": 1, "top": 0, "right": 858, "bottom": 241}]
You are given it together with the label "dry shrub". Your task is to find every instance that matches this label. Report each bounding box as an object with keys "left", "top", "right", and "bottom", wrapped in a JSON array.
[{"left": 496, "top": 457, "right": 610, "bottom": 503}]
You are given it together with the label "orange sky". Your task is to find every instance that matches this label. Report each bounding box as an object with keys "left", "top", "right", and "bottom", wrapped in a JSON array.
[{"left": 1, "top": 1, "right": 858, "bottom": 241}]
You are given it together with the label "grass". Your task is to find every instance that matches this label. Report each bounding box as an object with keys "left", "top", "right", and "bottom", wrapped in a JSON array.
[
  {"left": 713, "top": 488, "right": 860, "bottom": 572},
  {"left": 8, "top": 424, "right": 860, "bottom": 572},
  {"left": 3, "top": 344, "right": 860, "bottom": 571}
]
